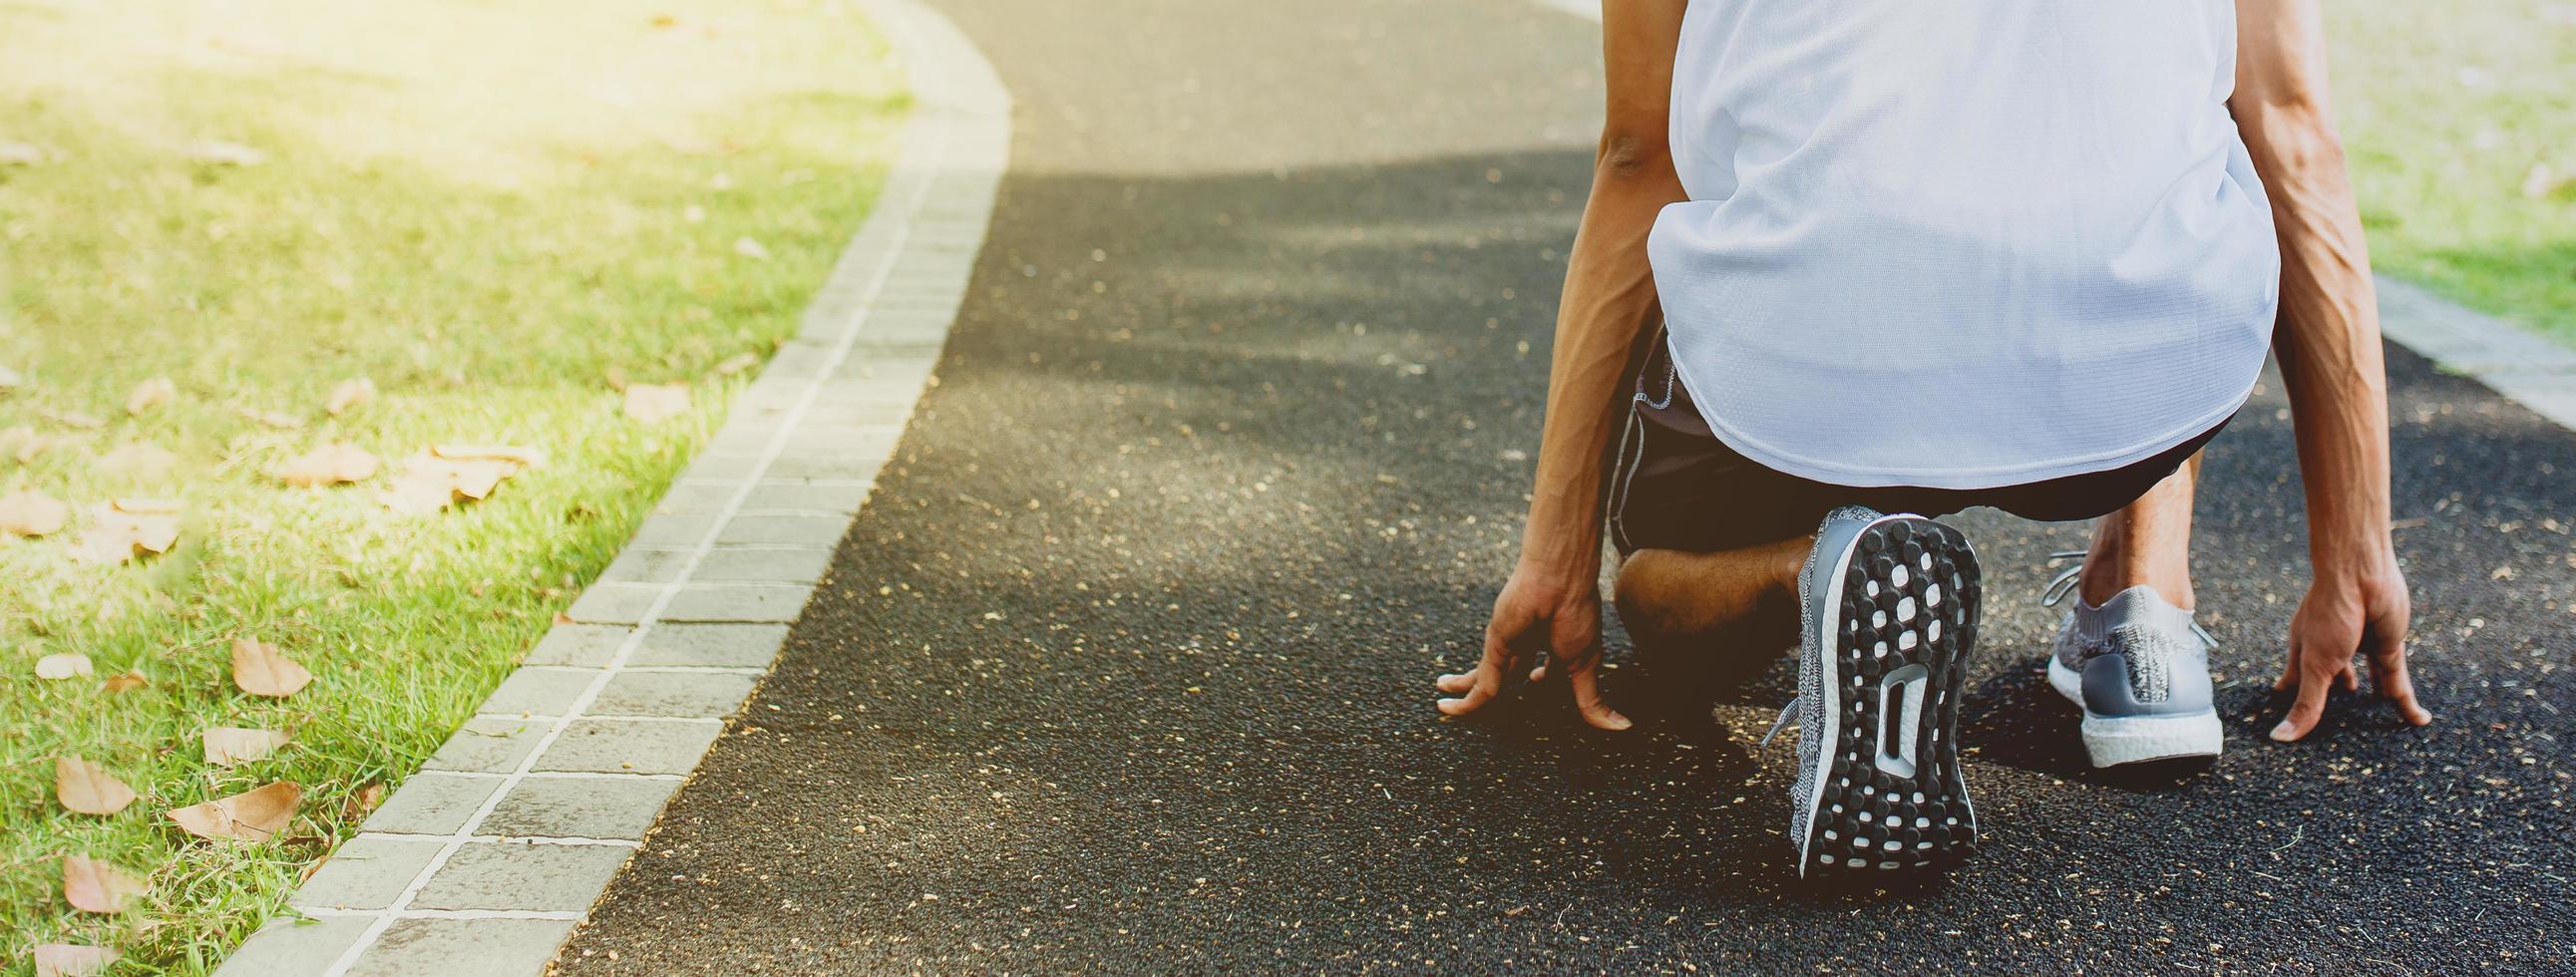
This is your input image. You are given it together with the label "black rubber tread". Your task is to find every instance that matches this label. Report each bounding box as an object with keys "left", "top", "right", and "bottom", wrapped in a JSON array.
[{"left": 1807, "top": 516, "right": 1982, "bottom": 872}]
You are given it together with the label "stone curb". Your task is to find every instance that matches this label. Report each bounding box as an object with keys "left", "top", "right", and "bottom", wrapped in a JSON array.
[
  {"left": 2374, "top": 275, "right": 2576, "bottom": 433},
  {"left": 212, "top": 1, "right": 1011, "bottom": 973}
]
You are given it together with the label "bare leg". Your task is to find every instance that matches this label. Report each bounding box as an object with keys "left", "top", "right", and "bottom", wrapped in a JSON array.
[
  {"left": 1613, "top": 537, "right": 1811, "bottom": 682},
  {"left": 2076, "top": 455, "right": 2201, "bottom": 609}
]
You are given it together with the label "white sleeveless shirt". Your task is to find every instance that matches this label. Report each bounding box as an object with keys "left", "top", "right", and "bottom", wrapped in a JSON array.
[{"left": 1648, "top": 0, "right": 2279, "bottom": 488}]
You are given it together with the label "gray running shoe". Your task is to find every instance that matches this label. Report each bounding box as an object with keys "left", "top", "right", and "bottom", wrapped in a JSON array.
[
  {"left": 2042, "top": 557, "right": 2222, "bottom": 767},
  {"left": 1774, "top": 506, "right": 1981, "bottom": 876}
]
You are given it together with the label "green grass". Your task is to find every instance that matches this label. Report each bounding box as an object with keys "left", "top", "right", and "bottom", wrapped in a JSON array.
[
  {"left": 0, "top": 0, "right": 905, "bottom": 970},
  {"left": 2335, "top": 1, "right": 2576, "bottom": 343}
]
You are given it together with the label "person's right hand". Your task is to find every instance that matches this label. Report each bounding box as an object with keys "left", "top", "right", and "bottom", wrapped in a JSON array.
[
  {"left": 1435, "top": 560, "right": 1631, "bottom": 731},
  {"left": 2271, "top": 550, "right": 2431, "bottom": 741}
]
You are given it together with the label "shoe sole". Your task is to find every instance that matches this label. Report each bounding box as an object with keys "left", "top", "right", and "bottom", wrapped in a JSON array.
[
  {"left": 2045, "top": 657, "right": 2224, "bottom": 768},
  {"left": 1797, "top": 515, "right": 1981, "bottom": 875}
]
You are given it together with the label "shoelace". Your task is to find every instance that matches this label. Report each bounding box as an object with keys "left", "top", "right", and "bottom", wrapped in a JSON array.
[
  {"left": 2040, "top": 550, "right": 2220, "bottom": 649},
  {"left": 1758, "top": 701, "right": 1797, "bottom": 748}
]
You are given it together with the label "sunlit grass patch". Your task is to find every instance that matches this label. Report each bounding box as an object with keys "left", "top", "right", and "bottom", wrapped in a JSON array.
[
  {"left": 0, "top": 0, "right": 905, "bottom": 969},
  {"left": 2334, "top": 1, "right": 2576, "bottom": 344}
]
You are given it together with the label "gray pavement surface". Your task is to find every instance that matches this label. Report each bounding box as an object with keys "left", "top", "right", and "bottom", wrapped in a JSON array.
[{"left": 557, "top": 0, "right": 2576, "bottom": 971}]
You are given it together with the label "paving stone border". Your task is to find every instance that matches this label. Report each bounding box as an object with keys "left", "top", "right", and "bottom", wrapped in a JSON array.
[
  {"left": 212, "top": 0, "right": 1009, "bottom": 973},
  {"left": 2374, "top": 275, "right": 2576, "bottom": 433}
]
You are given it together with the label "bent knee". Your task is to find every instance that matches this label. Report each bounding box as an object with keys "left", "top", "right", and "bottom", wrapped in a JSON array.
[{"left": 1612, "top": 550, "right": 1701, "bottom": 645}]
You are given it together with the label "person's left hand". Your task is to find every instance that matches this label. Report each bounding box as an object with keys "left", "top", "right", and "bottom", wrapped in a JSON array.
[{"left": 2270, "top": 550, "right": 2431, "bottom": 741}]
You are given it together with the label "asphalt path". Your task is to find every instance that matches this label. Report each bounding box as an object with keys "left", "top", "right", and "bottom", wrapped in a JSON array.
[{"left": 559, "top": 0, "right": 2576, "bottom": 971}]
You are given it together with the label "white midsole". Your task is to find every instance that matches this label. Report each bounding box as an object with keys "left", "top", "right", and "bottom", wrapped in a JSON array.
[
  {"left": 1794, "top": 520, "right": 1863, "bottom": 875},
  {"left": 2080, "top": 712, "right": 2223, "bottom": 767},
  {"left": 2045, "top": 654, "right": 2086, "bottom": 705},
  {"left": 2049, "top": 656, "right": 2222, "bottom": 767}
]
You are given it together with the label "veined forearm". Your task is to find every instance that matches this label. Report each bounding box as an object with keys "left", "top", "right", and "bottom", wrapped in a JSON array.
[
  {"left": 1518, "top": 159, "right": 1684, "bottom": 575},
  {"left": 2252, "top": 114, "right": 2395, "bottom": 569}
]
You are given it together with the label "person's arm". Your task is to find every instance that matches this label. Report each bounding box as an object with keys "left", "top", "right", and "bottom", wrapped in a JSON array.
[
  {"left": 2231, "top": 0, "right": 2432, "bottom": 741},
  {"left": 1434, "top": 0, "right": 1688, "bottom": 729}
]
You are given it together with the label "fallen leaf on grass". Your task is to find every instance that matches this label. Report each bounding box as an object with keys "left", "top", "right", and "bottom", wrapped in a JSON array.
[
  {"left": 36, "top": 653, "right": 93, "bottom": 680},
  {"left": 713, "top": 352, "right": 761, "bottom": 376},
  {"left": 733, "top": 235, "right": 770, "bottom": 260},
  {"left": 203, "top": 727, "right": 290, "bottom": 766},
  {"left": 56, "top": 757, "right": 137, "bottom": 815},
  {"left": 70, "top": 499, "right": 182, "bottom": 563},
  {"left": 274, "top": 444, "right": 380, "bottom": 487},
  {"left": 0, "top": 488, "right": 70, "bottom": 536},
  {"left": 63, "top": 854, "right": 146, "bottom": 913},
  {"left": 124, "top": 377, "right": 176, "bottom": 416},
  {"left": 31, "top": 944, "right": 120, "bottom": 977},
  {"left": 0, "top": 142, "right": 49, "bottom": 166},
  {"left": 168, "top": 781, "right": 300, "bottom": 841},
  {"left": 344, "top": 782, "right": 386, "bottom": 821},
  {"left": 433, "top": 444, "right": 545, "bottom": 467},
  {"left": 235, "top": 405, "right": 304, "bottom": 430},
  {"left": 98, "top": 443, "right": 179, "bottom": 483},
  {"left": 325, "top": 377, "right": 375, "bottom": 415},
  {"left": 602, "top": 366, "right": 630, "bottom": 393},
  {"left": 381, "top": 455, "right": 514, "bottom": 514},
  {"left": 103, "top": 671, "right": 149, "bottom": 693},
  {"left": 184, "top": 140, "right": 267, "bottom": 166},
  {"left": 623, "top": 383, "right": 691, "bottom": 424},
  {"left": 39, "top": 408, "right": 104, "bottom": 430},
  {"left": 230, "top": 638, "right": 311, "bottom": 698},
  {"left": 0, "top": 362, "right": 21, "bottom": 389}
]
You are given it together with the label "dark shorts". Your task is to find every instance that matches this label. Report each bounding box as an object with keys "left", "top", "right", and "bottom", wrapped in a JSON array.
[{"left": 1609, "top": 327, "right": 2228, "bottom": 556}]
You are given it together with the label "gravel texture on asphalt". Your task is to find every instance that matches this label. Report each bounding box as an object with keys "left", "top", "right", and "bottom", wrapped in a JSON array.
[{"left": 558, "top": 1, "right": 2576, "bottom": 971}]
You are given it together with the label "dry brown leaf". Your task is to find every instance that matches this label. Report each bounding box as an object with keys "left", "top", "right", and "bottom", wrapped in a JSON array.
[
  {"left": 325, "top": 377, "right": 375, "bottom": 416},
  {"left": 229, "top": 638, "right": 311, "bottom": 698},
  {"left": 3, "top": 425, "right": 51, "bottom": 463},
  {"left": 379, "top": 468, "right": 460, "bottom": 515},
  {"left": 713, "top": 352, "right": 761, "bottom": 376},
  {"left": 274, "top": 444, "right": 380, "bottom": 488},
  {"left": 70, "top": 500, "right": 181, "bottom": 563},
  {"left": 40, "top": 408, "right": 105, "bottom": 430},
  {"left": 98, "top": 442, "right": 179, "bottom": 483},
  {"left": 62, "top": 854, "right": 146, "bottom": 913},
  {"left": 344, "top": 781, "right": 386, "bottom": 821},
  {"left": 56, "top": 757, "right": 138, "bottom": 815},
  {"left": 124, "top": 377, "right": 177, "bottom": 416},
  {"left": 202, "top": 727, "right": 290, "bottom": 766},
  {"left": 602, "top": 366, "right": 631, "bottom": 393},
  {"left": 36, "top": 653, "right": 93, "bottom": 680},
  {"left": 623, "top": 383, "right": 691, "bottom": 424},
  {"left": 432, "top": 444, "right": 544, "bottom": 468},
  {"left": 103, "top": 670, "right": 149, "bottom": 693},
  {"left": 235, "top": 405, "right": 304, "bottom": 430},
  {"left": 32, "top": 944, "right": 121, "bottom": 977},
  {"left": 0, "top": 488, "right": 70, "bottom": 536},
  {"left": 381, "top": 453, "right": 516, "bottom": 514},
  {"left": 167, "top": 781, "right": 300, "bottom": 841}
]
